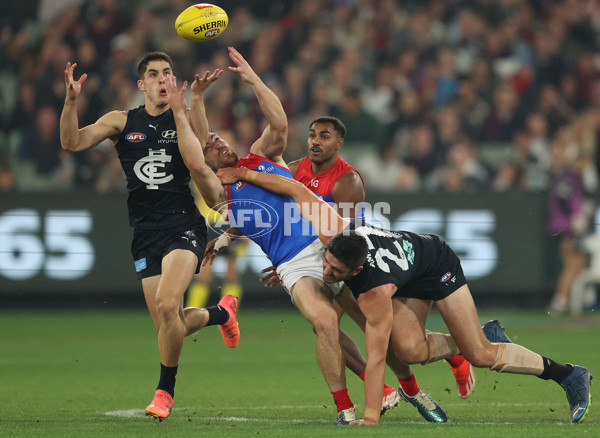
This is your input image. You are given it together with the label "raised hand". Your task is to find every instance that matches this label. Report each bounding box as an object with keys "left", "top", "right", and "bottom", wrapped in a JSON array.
[
  {"left": 163, "top": 74, "right": 188, "bottom": 114},
  {"left": 227, "top": 46, "right": 259, "bottom": 85},
  {"left": 191, "top": 69, "right": 224, "bottom": 95},
  {"left": 64, "top": 62, "right": 88, "bottom": 101}
]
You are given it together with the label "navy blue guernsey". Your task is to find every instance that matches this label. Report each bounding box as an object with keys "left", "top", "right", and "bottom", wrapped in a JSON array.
[
  {"left": 115, "top": 105, "right": 202, "bottom": 229},
  {"left": 343, "top": 219, "right": 440, "bottom": 297}
]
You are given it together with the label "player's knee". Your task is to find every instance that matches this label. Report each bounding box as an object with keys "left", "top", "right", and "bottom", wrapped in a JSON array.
[
  {"left": 311, "top": 315, "right": 339, "bottom": 339},
  {"left": 390, "top": 338, "right": 426, "bottom": 364},
  {"left": 155, "top": 295, "right": 179, "bottom": 323}
]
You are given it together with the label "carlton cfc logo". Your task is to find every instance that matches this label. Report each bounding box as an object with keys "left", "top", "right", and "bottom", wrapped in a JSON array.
[
  {"left": 133, "top": 149, "right": 174, "bottom": 189},
  {"left": 126, "top": 132, "right": 146, "bottom": 142}
]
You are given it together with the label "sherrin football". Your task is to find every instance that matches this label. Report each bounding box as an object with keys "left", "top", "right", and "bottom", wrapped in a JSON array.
[{"left": 175, "top": 4, "right": 228, "bottom": 42}]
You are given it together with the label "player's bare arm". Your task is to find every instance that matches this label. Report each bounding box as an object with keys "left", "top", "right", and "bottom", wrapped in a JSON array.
[
  {"left": 332, "top": 170, "right": 365, "bottom": 219},
  {"left": 287, "top": 159, "right": 301, "bottom": 177},
  {"left": 227, "top": 47, "right": 288, "bottom": 166},
  {"left": 217, "top": 167, "right": 349, "bottom": 245},
  {"left": 60, "top": 62, "right": 125, "bottom": 151},
  {"left": 353, "top": 285, "right": 396, "bottom": 425},
  {"left": 164, "top": 74, "right": 226, "bottom": 210},
  {"left": 187, "top": 69, "right": 223, "bottom": 142}
]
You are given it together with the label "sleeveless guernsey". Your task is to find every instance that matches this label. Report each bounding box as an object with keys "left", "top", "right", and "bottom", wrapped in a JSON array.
[
  {"left": 294, "top": 156, "right": 365, "bottom": 220},
  {"left": 115, "top": 105, "right": 201, "bottom": 229}
]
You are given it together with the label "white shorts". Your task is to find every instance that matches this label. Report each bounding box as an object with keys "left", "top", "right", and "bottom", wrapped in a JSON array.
[{"left": 277, "top": 238, "right": 345, "bottom": 297}]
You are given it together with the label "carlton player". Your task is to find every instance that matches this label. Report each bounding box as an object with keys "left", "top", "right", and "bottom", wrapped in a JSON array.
[{"left": 60, "top": 52, "right": 240, "bottom": 421}]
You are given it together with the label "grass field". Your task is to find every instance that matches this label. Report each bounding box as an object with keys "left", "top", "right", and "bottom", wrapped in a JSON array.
[{"left": 1, "top": 307, "right": 598, "bottom": 437}]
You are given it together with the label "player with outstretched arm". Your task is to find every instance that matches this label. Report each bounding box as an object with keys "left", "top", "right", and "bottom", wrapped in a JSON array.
[
  {"left": 60, "top": 52, "right": 240, "bottom": 421},
  {"left": 216, "top": 165, "right": 593, "bottom": 426}
]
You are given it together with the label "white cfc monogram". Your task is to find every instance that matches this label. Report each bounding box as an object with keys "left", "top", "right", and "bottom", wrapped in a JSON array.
[{"left": 133, "top": 149, "right": 174, "bottom": 189}]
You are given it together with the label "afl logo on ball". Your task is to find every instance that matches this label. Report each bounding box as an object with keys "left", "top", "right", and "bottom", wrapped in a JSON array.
[
  {"left": 440, "top": 272, "right": 452, "bottom": 282},
  {"left": 205, "top": 28, "right": 220, "bottom": 38},
  {"left": 126, "top": 132, "right": 146, "bottom": 142}
]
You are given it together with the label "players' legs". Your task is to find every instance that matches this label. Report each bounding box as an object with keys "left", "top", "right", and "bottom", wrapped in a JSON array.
[
  {"left": 329, "top": 292, "right": 366, "bottom": 376},
  {"left": 436, "top": 285, "right": 543, "bottom": 373},
  {"left": 387, "top": 297, "right": 436, "bottom": 364},
  {"left": 292, "top": 277, "right": 347, "bottom": 392},
  {"left": 437, "top": 284, "right": 592, "bottom": 423},
  {"left": 143, "top": 249, "right": 199, "bottom": 420},
  {"left": 337, "top": 287, "right": 412, "bottom": 379},
  {"left": 143, "top": 249, "right": 198, "bottom": 367}
]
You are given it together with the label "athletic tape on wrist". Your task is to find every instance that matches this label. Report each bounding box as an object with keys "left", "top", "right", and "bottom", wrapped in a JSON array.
[{"left": 214, "top": 233, "right": 231, "bottom": 252}]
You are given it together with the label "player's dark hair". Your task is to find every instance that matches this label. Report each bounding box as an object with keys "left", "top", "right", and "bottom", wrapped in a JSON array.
[
  {"left": 327, "top": 231, "right": 368, "bottom": 271},
  {"left": 310, "top": 116, "right": 346, "bottom": 139},
  {"left": 137, "top": 52, "right": 173, "bottom": 79}
]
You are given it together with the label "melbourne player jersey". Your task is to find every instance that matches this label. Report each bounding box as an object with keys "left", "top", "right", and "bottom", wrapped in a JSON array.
[
  {"left": 294, "top": 156, "right": 365, "bottom": 220},
  {"left": 226, "top": 154, "right": 318, "bottom": 266},
  {"left": 343, "top": 219, "right": 439, "bottom": 297},
  {"left": 115, "top": 105, "right": 201, "bottom": 229}
]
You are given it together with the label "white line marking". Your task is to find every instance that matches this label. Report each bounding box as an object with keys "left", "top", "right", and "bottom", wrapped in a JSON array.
[{"left": 104, "top": 400, "right": 564, "bottom": 420}]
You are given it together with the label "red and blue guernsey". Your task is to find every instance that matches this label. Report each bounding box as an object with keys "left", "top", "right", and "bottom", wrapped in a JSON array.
[
  {"left": 294, "top": 156, "right": 365, "bottom": 220},
  {"left": 226, "top": 154, "right": 318, "bottom": 266}
]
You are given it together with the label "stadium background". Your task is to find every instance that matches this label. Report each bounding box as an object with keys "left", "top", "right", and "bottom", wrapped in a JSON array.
[{"left": 2, "top": 0, "right": 600, "bottom": 311}]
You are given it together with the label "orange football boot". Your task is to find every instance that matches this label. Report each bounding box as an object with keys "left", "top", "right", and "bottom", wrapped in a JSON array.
[
  {"left": 145, "top": 389, "right": 173, "bottom": 421},
  {"left": 218, "top": 294, "right": 240, "bottom": 348}
]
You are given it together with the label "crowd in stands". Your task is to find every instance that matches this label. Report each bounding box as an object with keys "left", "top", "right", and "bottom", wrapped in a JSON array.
[{"left": 2, "top": 0, "right": 600, "bottom": 195}]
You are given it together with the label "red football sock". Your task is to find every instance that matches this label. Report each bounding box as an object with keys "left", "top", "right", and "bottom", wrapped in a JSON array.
[
  {"left": 446, "top": 355, "right": 466, "bottom": 368},
  {"left": 331, "top": 389, "right": 354, "bottom": 412},
  {"left": 398, "top": 373, "right": 420, "bottom": 397}
]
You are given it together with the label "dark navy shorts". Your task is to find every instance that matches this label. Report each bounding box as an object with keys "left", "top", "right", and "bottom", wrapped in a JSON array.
[
  {"left": 394, "top": 236, "right": 467, "bottom": 301},
  {"left": 131, "top": 219, "right": 207, "bottom": 280}
]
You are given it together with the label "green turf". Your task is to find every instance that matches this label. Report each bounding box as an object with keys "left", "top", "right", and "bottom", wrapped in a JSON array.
[{"left": 1, "top": 308, "right": 598, "bottom": 437}]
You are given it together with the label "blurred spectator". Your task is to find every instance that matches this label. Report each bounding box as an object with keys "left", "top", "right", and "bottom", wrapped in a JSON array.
[
  {"left": 546, "top": 131, "right": 591, "bottom": 313},
  {"left": 331, "top": 86, "right": 383, "bottom": 147},
  {"left": 403, "top": 124, "right": 440, "bottom": 182},
  {"left": 358, "top": 144, "right": 419, "bottom": 193},
  {"left": 433, "top": 46, "right": 459, "bottom": 110},
  {"left": 457, "top": 77, "right": 491, "bottom": 139},
  {"left": 481, "top": 81, "right": 522, "bottom": 142},
  {"left": 491, "top": 161, "right": 522, "bottom": 192},
  {"left": 430, "top": 138, "right": 491, "bottom": 192},
  {"left": 434, "top": 106, "right": 463, "bottom": 159},
  {"left": 16, "top": 105, "right": 73, "bottom": 190}
]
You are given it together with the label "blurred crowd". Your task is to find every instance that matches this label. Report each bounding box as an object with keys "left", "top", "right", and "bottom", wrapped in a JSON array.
[{"left": 2, "top": 0, "right": 600, "bottom": 195}]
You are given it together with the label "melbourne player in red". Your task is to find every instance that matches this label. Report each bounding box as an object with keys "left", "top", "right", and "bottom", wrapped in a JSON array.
[{"left": 267, "top": 116, "right": 474, "bottom": 420}]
